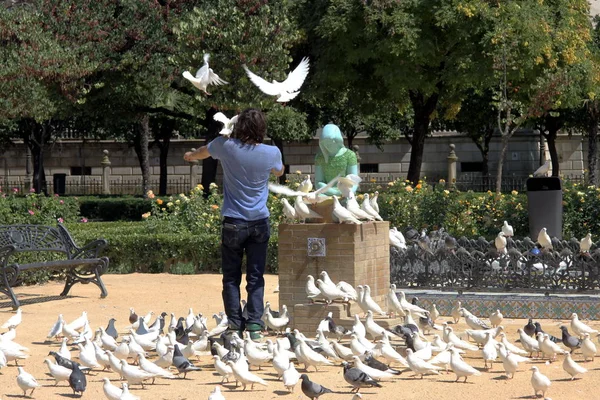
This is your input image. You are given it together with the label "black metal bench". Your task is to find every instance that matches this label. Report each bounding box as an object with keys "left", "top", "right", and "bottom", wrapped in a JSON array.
[{"left": 0, "top": 224, "right": 109, "bottom": 309}]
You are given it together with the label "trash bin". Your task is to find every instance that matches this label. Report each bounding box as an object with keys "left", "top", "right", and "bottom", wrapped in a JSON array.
[
  {"left": 53, "top": 173, "right": 67, "bottom": 196},
  {"left": 527, "top": 177, "right": 562, "bottom": 239}
]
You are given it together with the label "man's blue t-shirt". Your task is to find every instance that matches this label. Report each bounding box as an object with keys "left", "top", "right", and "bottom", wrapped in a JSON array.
[{"left": 207, "top": 136, "right": 283, "bottom": 221}]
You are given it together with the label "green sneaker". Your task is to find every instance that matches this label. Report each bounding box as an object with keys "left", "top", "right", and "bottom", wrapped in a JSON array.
[{"left": 245, "top": 323, "right": 264, "bottom": 341}]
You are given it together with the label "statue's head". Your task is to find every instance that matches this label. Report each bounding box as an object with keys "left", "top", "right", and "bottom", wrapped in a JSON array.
[{"left": 318, "top": 124, "right": 344, "bottom": 163}]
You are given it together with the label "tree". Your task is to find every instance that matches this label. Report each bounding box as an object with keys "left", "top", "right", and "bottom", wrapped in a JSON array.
[
  {"left": 174, "top": 0, "right": 303, "bottom": 190},
  {"left": 296, "top": 0, "right": 491, "bottom": 183}
]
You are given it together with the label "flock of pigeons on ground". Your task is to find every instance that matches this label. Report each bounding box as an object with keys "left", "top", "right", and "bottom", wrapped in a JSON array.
[{"left": 0, "top": 272, "right": 598, "bottom": 399}]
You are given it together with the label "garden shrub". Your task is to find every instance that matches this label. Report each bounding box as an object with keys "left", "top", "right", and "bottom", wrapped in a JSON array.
[{"left": 78, "top": 197, "right": 154, "bottom": 221}]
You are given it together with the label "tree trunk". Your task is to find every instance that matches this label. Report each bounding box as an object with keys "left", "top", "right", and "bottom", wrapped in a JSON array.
[
  {"left": 407, "top": 90, "right": 439, "bottom": 184},
  {"left": 588, "top": 119, "right": 598, "bottom": 186},
  {"left": 136, "top": 115, "right": 151, "bottom": 197},
  {"left": 24, "top": 121, "right": 49, "bottom": 195},
  {"left": 546, "top": 130, "right": 559, "bottom": 177},
  {"left": 154, "top": 118, "right": 175, "bottom": 196},
  {"left": 495, "top": 135, "right": 510, "bottom": 193},
  {"left": 272, "top": 137, "right": 286, "bottom": 184},
  {"left": 201, "top": 107, "right": 222, "bottom": 196}
]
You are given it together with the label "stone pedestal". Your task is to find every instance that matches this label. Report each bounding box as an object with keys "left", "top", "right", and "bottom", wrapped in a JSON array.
[{"left": 278, "top": 221, "right": 390, "bottom": 331}]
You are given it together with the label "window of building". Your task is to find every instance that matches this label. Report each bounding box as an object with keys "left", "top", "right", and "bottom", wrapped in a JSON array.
[
  {"left": 460, "top": 162, "right": 483, "bottom": 173},
  {"left": 360, "top": 163, "right": 379, "bottom": 173},
  {"left": 70, "top": 166, "right": 92, "bottom": 176}
]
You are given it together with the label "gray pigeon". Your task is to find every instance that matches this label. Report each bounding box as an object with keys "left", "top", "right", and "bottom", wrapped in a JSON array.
[
  {"left": 68, "top": 363, "right": 86, "bottom": 396},
  {"left": 560, "top": 326, "right": 581, "bottom": 351},
  {"left": 105, "top": 318, "right": 118, "bottom": 339},
  {"left": 343, "top": 362, "right": 382, "bottom": 392},
  {"left": 49, "top": 351, "right": 84, "bottom": 371},
  {"left": 300, "top": 374, "right": 333, "bottom": 399},
  {"left": 135, "top": 317, "right": 149, "bottom": 335},
  {"left": 418, "top": 229, "right": 434, "bottom": 255},
  {"left": 524, "top": 319, "right": 536, "bottom": 337},
  {"left": 172, "top": 344, "right": 202, "bottom": 378},
  {"left": 363, "top": 352, "right": 401, "bottom": 375}
]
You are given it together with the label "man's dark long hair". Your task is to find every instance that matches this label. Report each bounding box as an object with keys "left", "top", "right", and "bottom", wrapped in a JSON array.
[{"left": 232, "top": 108, "right": 266, "bottom": 144}]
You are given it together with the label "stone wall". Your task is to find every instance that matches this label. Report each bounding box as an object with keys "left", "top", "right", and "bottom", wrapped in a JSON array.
[{"left": 0, "top": 132, "right": 588, "bottom": 190}]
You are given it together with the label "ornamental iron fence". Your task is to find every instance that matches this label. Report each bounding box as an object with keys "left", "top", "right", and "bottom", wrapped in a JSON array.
[{"left": 390, "top": 233, "right": 600, "bottom": 293}]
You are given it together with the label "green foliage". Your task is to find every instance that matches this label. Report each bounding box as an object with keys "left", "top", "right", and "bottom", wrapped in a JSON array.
[
  {"left": 78, "top": 197, "right": 153, "bottom": 221},
  {"left": 562, "top": 181, "right": 600, "bottom": 239},
  {"left": 0, "top": 191, "right": 80, "bottom": 225},
  {"left": 266, "top": 106, "right": 311, "bottom": 142}
]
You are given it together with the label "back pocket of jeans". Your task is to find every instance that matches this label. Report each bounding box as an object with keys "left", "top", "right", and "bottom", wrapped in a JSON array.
[
  {"left": 254, "top": 223, "right": 270, "bottom": 243},
  {"left": 222, "top": 223, "right": 239, "bottom": 247}
]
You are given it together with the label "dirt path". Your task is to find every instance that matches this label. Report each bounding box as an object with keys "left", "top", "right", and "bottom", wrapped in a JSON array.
[{"left": 0, "top": 273, "right": 598, "bottom": 399}]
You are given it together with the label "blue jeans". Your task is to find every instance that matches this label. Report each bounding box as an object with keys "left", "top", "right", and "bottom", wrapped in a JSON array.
[{"left": 221, "top": 217, "right": 270, "bottom": 330}]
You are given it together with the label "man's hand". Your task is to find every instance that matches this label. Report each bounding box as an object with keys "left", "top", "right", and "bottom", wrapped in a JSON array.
[
  {"left": 183, "top": 151, "right": 195, "bottom": 161},
  {"left": 183, "top": 146, "right": 211, "bottom": 161}
]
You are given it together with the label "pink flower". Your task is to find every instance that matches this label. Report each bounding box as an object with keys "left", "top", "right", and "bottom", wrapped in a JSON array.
[
  {"left": 28, "top": 210, "right": 34, "bottom": 215},
  {"left": 29, "top": 188, "right": 35, "bottom": 193},
  {"left": 80, "top": 217, "right": 88, "bottom": 223},
  {"left": 59, "top": 200, "right": 64, "bottom": 204},
  {"left": 54, "top": 193, "right": 59, "bottom": 197},
  {"left": 57, "top": 218, "right": 64, "bottom": 223},
  {"left": 12, "top": 188, "right": 18, "bottom": 193}
]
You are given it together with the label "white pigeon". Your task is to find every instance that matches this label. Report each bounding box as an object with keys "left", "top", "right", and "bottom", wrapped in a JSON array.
[
  {"left": 331, "top": 340, "right": 355, "bottom": 361},
  {"left": 489, "top": 310, "right": 503, "bottom": 328},
  {"left": 570, "top": 313, "right": 598, "bottom": 336},
  {"left": 537, "top": 227, "right": 553, "bottom": 249},
  {"left": 563, "top": 351, "right": 587, "bottom": 380},
  {"left": 405, "top": 348, "right": 441, "bottom": 378},
  {"left": 0, "top": 348, "right": 7, "bottom": 369},
  {"left": 581, "top": 333, "right": 597, "bottom": 361},
  {"left": 213, "top": 112, "right": 239, "bottom": 136},
  {"left": 370, "top": 191, "right": 380, "bottom": 213},
  {"left": 119, "top": 382, "right": 140, "bottom": 400},
  {"left": 365, "top": 311, "right": 395, "bottom": 340},
  {"left": 495, "top": 231, "right": 507, "bottom": 253},
  {"left": 580, "top": 233, "right": 593, "bottom": 253},
  {"left": 363, "top": 285, "right": 386, "bottom": 316},
  {"left": 93, "top": 342, "right": 111, "bottom": 370},
  {"left": 481, "top": 332, "right": 498, "bottom": 369},
  {"left": 316, "top": 279, "right": 348, "bottom": 303},
  {"left": 430, "top": 304, "right": 440, "bottom": 323},
  {"left": 352, "top": 355, "right": 395, "bottom": 381},
  {"left": 47, "top": 314, "right": 64, "bottom": 340},
  {"left": 102, "top": 377, "right": 123, "bottom": 400},
  {"left": 282, "top": 362, "right": 301, "bottom": 392},
  {"left": 137, "top": 353, "right": 176, "bottom": 381},
  {"left": 345, "top": 192, "right": 375, "bottom": 221},
  {"left": 360, "top": 194, "right": 383, "bottom": 221},
  {"left": 533, "top": 160, "right": 550, "bottom": 177},
  {"left": 530, "top": 366, "right": 551, "bottom": 398},
  {"left": 227, "top": 360, "right": 268, "bottom": 390},
  {"left": 214, "top": 355, "right": 233, "bottom": 384},
  {"left": 295, "top": 336, "right": 334, "bottom": 371},
  {"left": 43, "top": 358, "right": 71, "bottom": 386},
  {"left": 281, "top": 198, "right": 297, "bottom": 222},
  {"left": 496, "top": 343, "right": 520, "bottom": 379},
  {"left": 1, "top": 308, "right": 22, "bottom": 329},
  {"left": 336, "top": 281, "right": 358, "bottom": 301},
  {"left": 517, "top": 328, "right": 540, "bottom": 356},
  {"left": 208, "top": 386, "right": 226, "bottom": 400},
  {"left": 497, "top": 333, "right": 529, "bottom": 356},
  {"left": 332, "top": 195, "right": 362, "bottom": 224},
  {"left": 451, "top": 301, "right": 462, "bottom": 324},
  {"left": 58, "top": 338, "right": 71, "bottom": 360},
  {"left": 537, "top": 332, "right": 566, "bottom": 361},
  {"left": 16, "top": 366, "right": 39, "bottom": 397},
  {"left": 0, "top": 327, "right": 16, "bottom": 342},
  {"left": 66, "top": 311, "right": 88, "bottom": 332},
  {"left": 244, "top": 337, "right": 272, "bottom": 369},
  {"left": 298, "top": 175, "right": 313, "bottom": 193},
  {"left": 100, "top": 327, "right": 118, "bottom": 351},
  {"left": 501, "top": 220, "right": 514, "bottom": 237},
  {"left": 266, "top": 306, "right": 289, "bottom": 333},
  {"left": 268, "top": 175, "right": 339, "bottom": 202},
  {"left": 243, "top": 57, "right": 309, "bottom": 102},
  {"left": 336, "top": 174, "right": 362, "bottom": 198},
  {"left": 465, "top": 326, "right": 503, "bottom": 346},
  {"left": 271, "top": 345, "right": 290, "bottom": 378},
  {"left": 461, "top": 309, "right": 490, "bottom": 330},
  {"left": 78, "top": 342, "right": 101, "bottom": 369},
  {"left": 294, "top": 196, "right": 322, "bottom": 222},
  {"left": 386, "top": 286, "right": 406, "bottom": 318},
  {"left": 397, "top": 290, "right": 428, "bottom": 317},
  {"left": 389, "top": 229, "right": 407, "bottom": 250},
  {"left": 444, "top": 326, "right": 478, "bottom": 352},
  {"left": 305, "top": 275, "right": 322, "bottom": 301},
  {"left": 450, "top": 347, "right": 481, "bottom": 382},
  {"left": 182, "top": 53, "right": 228, "bottom": 95},
  {"left": 120, "top": 359, "right": 156, "bottom": 388}
]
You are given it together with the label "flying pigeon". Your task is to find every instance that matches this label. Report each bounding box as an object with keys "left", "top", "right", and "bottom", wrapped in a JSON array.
[
  {"left": 213, "top": 112, "right": 239, "bottom": 136},
  {"left": 243, "top": 57, "right": 310, "bottom": 102},
  {"left": 182, "top": 53, "right": 228, "bottom": 95}
]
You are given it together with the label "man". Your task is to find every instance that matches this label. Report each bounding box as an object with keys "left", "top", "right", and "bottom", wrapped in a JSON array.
[{"left": 184, "top": 108, "right": 284, "bottom": 340}]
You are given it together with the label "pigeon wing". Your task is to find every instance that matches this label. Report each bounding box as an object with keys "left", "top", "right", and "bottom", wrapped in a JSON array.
[
  {"left": 268, "top": 183, "right": 307, "bottom": 197},
  {"left": 313, "top": 175, "right": 341, "bottom": 195},
  {"left": 282, "top": 57, "right": 310, "bottom": 92},
  {"left": 243, "top": 65, "right": 281, "bottom": 96},
  {"left": 213, "top": 112, "right": 230, "bottom": 126},
  {"left": 208, "top": 69, "right": 228, "bottom": 86}
]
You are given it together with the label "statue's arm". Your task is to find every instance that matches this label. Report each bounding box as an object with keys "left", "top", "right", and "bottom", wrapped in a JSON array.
[{"left": 315, "top": 165, "right": 342, "bottom": 195}]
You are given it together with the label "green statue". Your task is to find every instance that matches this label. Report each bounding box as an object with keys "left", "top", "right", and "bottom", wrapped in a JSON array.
[{"left": 314, "top": 123, "right": 359, "bottom": 196}]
